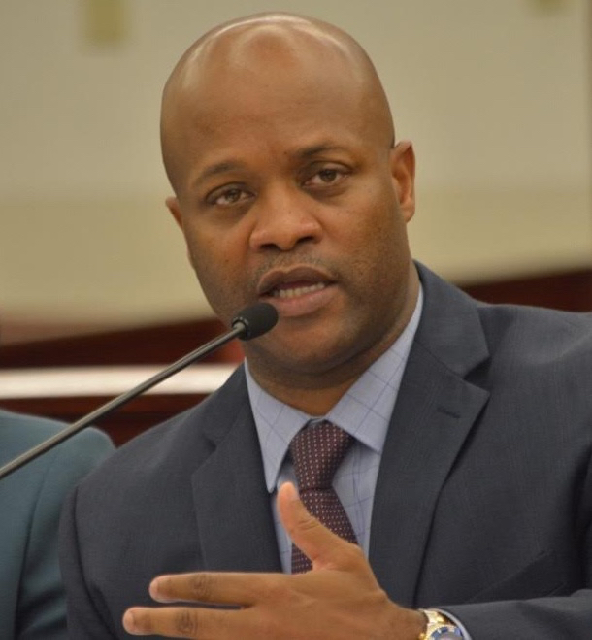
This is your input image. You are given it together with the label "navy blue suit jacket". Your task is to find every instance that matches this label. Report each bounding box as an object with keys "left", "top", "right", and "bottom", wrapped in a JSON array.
[{"left": 59, "top": 265, "right": 592, "bottom": 638}]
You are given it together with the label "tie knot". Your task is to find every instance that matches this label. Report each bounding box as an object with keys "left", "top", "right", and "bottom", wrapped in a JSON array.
[{"left": 289, "top": 421, "right": 353, "bottom": 491}]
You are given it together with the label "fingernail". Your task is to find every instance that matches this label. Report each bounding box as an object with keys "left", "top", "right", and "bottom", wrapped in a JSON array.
[
  {"left": 284, "top": 481, "right": 300, "bottom": 501},
  {"left": 149, "top": 577, "right": 161, "bottom": 599}
]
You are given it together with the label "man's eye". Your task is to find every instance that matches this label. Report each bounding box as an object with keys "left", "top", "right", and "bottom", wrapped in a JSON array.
[
  {"left": 210, "top": 187, "right": 249, "bottom": 207},
  {"left": 317, "top": 169, "right": 340, "bottom": 182},
  {"left": 305, "top": 167, "right": 347, "bottom": 187}
]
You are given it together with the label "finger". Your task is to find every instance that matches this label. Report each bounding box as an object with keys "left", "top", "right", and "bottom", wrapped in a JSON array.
[
  {"left": 149, "top": 571, "right": 280, "bottom": 606},
  {"left": 277, "top": 482, "right": 360, "bottom": 571},
  {"left": 123, "top": 605, "right": 242, "bottom": 639}
]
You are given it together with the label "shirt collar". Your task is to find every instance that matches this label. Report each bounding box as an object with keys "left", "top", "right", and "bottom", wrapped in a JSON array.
[{"left": 246, "top": 285, "right": 424, "bottom": 492}]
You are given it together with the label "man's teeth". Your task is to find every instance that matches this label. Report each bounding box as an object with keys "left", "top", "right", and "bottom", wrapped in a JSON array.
[{"left": 272, "top": 282, "right": 325, "bottom": 299}]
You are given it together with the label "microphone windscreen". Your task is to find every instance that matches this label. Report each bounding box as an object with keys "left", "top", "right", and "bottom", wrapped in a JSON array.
[{"left": 231, "top": 302, "right": 279, "bottom": 340}]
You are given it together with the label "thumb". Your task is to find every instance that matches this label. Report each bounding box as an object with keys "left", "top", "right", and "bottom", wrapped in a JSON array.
[{"left": 277, "top": 482, "right": 354, "bottom": 571}]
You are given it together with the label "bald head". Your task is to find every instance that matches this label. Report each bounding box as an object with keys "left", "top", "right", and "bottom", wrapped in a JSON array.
[{"left": 160, "top": 13, "right": 395, "bottom": 192}]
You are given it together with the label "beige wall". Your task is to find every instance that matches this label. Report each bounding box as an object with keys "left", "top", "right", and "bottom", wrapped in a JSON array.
[{"left": 1, "top": 0, "right": 590, "bottom": 324}]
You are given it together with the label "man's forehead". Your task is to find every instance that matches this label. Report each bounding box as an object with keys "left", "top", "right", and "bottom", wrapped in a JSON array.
[
  {"left": 161, "top": 14, "right": 395, "bottom": 190},
  {"left": 167, "top": 41, "right": 368, "bottom": 130}
]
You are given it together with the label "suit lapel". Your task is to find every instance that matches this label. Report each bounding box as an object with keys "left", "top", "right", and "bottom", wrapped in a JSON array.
[
  {"left": 370, "top": 264, "right": 490, "bottom": 606},
  {"left": 191, "top": 373, "right": 281, "bottom": 574}
]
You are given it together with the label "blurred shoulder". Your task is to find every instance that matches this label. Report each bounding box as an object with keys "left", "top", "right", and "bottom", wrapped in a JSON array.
[{"left": 0, "top": 409, "right": 114, "bottom": 468}]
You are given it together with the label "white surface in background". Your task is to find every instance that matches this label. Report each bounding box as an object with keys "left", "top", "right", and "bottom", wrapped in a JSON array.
[{"left": 0, "top": 365, "right": 236, "bottom": 399}]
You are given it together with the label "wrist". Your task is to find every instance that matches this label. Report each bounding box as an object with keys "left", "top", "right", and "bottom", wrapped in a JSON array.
[{"left": 388, "top": 604, "right": 428, "bottom": 639}]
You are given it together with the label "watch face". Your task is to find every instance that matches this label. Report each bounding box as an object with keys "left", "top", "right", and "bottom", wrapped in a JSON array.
[{"left": 431, "top": 629, "right": 464, "bottom": 639}]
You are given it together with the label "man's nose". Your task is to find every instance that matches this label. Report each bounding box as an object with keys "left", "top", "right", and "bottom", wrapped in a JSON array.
[{"left": 248, "top": 186, "right": 323, "bottom": 251}]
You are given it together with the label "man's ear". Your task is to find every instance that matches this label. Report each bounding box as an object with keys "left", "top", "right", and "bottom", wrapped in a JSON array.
[
  {"left": 389, "top": 141, "right": 415, "bottom": 222},
  {"left": 166, "top": 196, "right": 183, "bottom": 229}
]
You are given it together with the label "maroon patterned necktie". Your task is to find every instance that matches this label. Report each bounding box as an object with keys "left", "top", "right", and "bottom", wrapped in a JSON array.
[{"left": 289, "top": 420, "right": 357, "bottom": 574}]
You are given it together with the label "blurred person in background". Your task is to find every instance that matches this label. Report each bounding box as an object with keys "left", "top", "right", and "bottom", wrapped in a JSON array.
[{"left": 0, "top": 409, "right": 113, "bottom": 638}]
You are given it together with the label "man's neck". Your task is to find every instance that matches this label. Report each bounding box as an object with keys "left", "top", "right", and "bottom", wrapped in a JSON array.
[{"left": 248, "top": 275, "right": 421, "bottom": 415}]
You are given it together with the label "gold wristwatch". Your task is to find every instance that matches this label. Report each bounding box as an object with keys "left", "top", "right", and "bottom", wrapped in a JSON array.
[{"left": 418, "top": 609, "right": 464, "bottom": 639}]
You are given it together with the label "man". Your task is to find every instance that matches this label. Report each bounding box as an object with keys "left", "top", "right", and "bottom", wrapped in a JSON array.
[
  {"left": 0, "top": 409, "right": 113, "bottom": 638},
  {"left": 59, "top": 13, "right": 592, "bottom": 639}
]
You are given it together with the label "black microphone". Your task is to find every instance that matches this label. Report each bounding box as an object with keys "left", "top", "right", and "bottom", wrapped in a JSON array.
[
  {"left": 0, "top": 302, "right": 278, "bottom": 480},
  {"left": 231, "top": 302, "right": 278, "bottom": 340}
]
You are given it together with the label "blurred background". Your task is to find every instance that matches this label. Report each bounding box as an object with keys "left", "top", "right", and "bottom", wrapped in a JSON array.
[{"left": 1, "top": 0, "right": 591, "bottom": 340}]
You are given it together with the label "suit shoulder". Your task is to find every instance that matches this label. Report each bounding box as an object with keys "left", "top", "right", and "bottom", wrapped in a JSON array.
[{"left": 477, "top": 303, "right": 592, "bottom": 361}]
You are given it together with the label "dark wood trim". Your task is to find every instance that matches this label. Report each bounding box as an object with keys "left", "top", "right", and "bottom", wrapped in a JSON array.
[
  {"left": 0, "top": 317, "right": 245, "bottom": 369},
  {"left": 459, "top": 268, "right": 592, "bottom": 312},
  {"left": 0, "top": 395, "right": 206, "bottom": 446}
]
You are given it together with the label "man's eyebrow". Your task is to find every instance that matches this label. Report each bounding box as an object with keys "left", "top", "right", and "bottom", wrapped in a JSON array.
[
  {"left": 192, "top": 161, "right": 246, "bottom": 188},
  {"left": 294, "top": 145, "right": 346, "bottom": 158},
  {"left": 191, "top": 146, "right": 346, "bottom": 188}
]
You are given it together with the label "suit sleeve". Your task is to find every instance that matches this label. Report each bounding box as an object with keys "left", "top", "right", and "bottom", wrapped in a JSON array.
[
  {"left": 445, "top": 451, "right": 592, "bottom": 639},
  {"left": 445, "top": 590, "right": 592, "bottom": 639},
  {"left": 18, "top": 427, "right": 114, "bottom": 640}
]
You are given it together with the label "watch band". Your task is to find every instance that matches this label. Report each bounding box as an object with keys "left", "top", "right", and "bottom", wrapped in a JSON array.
[{"left": 418, "top": 609, "right": 464, "bottom": 639}]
